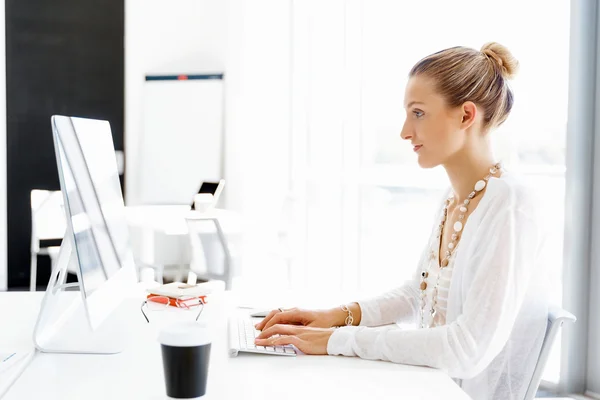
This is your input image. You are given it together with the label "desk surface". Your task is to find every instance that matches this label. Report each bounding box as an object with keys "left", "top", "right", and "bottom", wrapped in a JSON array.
[
  {"left": 1, "top": 292, "right": 468, "bottom": 400},
  {"left": 126, "top": 205, "right": 241, "bottom": 236}
]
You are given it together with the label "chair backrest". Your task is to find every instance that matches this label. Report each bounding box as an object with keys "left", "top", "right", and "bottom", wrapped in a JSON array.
[
  {"left": 185, "top": 216, "right": 235, "bottom": 290},
  {"left": 30, "top": 190, "right": 66, "bottom": 251},
  {"left": 523, "top": 305, "right": 576, "bottom": 400},
  {"left": 186, "top": 219, "right": 210, "bottom": 274}
]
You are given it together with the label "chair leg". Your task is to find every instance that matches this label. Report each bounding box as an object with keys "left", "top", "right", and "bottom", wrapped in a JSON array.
[
  {"left": 174, "top": 264, "right": 186, "bottom": 283},
  {"left": 213, "top": 219, "right": 233, "bottom": 290},
  {"left": 156, "top": 265, "right": 164, "bottom": 284},
  {"left": 30, "top": 253, "right": 37, "bottom": 292}
]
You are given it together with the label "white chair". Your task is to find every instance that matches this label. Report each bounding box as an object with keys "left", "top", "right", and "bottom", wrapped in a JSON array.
[
  {"left": 524, "top": 305, "right": 577, "bottom": 400},
  {"left": 30, "top": 190, "right": 67, "bottom": 291},
  {"left": 186, "top": 214, "right": 236, "bottom": 290}
]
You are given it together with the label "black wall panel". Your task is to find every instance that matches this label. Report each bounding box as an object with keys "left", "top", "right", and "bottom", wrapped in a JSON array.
[{"left": 6, "top": 0, "right": 124, "bottom": 288}]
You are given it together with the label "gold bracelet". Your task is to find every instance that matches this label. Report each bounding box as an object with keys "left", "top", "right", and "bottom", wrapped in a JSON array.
[{"left": 340, "top": 304, "right": 354, "bottom": 326}]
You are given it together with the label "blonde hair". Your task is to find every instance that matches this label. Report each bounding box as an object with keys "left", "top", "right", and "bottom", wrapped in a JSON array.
[{"left": 409, "top": 42, "right": 519, "bottom": 129}]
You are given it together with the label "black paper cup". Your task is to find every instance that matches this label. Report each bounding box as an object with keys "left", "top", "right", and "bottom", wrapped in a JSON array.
[{"left": 158, "top": 321, "right": 212, "bottom": 399}]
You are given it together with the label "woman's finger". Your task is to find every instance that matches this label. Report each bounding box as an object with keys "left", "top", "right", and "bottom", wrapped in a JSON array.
[
  {"left": 254, "top": 309, "right": 281, "bottom": 330},
  {"left": 261, "top": 310, "right": 304, "bottom": 331},
  {"left": 256, "top": 324, "right": 302, "bottom": 339},
  {"left": 255, "top": 334, "right": 301, "bottom": 348},
  {"left": 256, "top": 329, "right": 331, "bottom": 355}
]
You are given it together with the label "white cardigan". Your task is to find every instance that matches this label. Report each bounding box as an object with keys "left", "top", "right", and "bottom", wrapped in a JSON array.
[{"left": 327, "top": 173, "right": 549, "bottom": 400}]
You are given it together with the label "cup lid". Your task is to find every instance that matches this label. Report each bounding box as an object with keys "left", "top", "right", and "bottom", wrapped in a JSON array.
[{"left": 158, "top": 321, "right": 212, "bottom": 347}]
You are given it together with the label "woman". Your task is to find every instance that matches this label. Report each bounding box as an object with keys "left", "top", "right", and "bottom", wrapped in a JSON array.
[{"left": 255, "top": 42, "right": 548, "bottom": 400}]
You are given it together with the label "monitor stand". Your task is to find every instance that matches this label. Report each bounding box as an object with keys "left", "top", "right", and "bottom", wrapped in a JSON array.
[{"left": 32, "top": 228, "right": 126, "bottom": 354}]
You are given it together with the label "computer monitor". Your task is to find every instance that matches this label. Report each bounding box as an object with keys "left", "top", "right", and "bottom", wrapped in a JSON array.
[{"left": 33, "top": 116, "right": 137, "bottom": 354}]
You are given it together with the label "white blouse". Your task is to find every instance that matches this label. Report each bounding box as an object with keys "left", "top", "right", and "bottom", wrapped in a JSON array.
[
  {"left": 327, "top": 172, "right": 549, "bottom": 400},
  {"left": 422, "top": 248, "right": 455, "bottom": 328}
]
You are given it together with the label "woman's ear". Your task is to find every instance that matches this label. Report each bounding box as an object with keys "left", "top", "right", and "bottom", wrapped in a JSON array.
[{"left": 460, "top": 101, "right": 477, "bottom": 129}]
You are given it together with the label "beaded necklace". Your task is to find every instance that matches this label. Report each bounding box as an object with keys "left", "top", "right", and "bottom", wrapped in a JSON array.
[{"left": 419, "top": 163, "right": 502, "bottom": 329}]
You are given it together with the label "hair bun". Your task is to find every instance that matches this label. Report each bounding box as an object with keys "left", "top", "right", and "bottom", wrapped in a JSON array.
[{"left": 481, "top": 42, "right": 519, "bottom": 80}]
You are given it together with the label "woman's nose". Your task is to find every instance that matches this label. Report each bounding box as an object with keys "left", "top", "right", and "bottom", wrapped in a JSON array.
[{"left": 400, "top": 122, "right": 412, "bottom": 141}]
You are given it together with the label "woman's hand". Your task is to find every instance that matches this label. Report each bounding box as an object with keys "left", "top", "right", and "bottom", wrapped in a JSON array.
[
  {"left": 254, "top": 307, "right": 344, "bottom": 331},
  {"left": 255, "top": 325, "right": 335, "bottom": 355}
]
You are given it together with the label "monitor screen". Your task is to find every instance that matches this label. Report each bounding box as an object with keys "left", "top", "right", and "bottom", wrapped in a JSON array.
[
  {"left": 52, "top": 116, "right": 134, "bottom": 296},
  {"left": 198, "top": 182, "right": 219, "bottom": 195}
]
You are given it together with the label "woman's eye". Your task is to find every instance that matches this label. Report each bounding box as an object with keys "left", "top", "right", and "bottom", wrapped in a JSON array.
[{"left": 413, "top": 110, "right": 424, "bottom": 118}]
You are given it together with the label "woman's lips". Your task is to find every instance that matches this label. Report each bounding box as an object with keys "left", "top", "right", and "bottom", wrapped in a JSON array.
[{"left": 413, "top": 145, "right": 423, "bottom": 152}]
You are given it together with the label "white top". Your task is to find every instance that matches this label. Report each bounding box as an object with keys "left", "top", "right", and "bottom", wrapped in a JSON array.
[
  {"left": 422, "top": 251, "right": 454, "bottom": 328},
  {"left": 327, "top": 173, "right": 549, "bottom": 400}
]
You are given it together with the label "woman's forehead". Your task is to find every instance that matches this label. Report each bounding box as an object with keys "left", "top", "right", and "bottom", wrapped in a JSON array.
[{"left": 404, "top": 75, "right": 442, "bottom": 107}]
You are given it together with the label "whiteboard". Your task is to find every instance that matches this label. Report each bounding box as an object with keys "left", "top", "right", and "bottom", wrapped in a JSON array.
[{"left": 139, "top": 76, "right": 223, "bottom": 205}]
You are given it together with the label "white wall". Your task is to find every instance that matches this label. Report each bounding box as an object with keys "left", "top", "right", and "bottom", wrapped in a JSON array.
[
  {"left": 0, "top": 0, "right": 6, "bottom": 291},
  {"left": 220, "top": 0, "right": 292, "bottom": 216},
  {"left": 225, "top": 0, "right": 292, "bottom": 284}
]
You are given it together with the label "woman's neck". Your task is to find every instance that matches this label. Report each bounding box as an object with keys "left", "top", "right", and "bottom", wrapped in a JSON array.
[{"left": 443, "top": 142, "right": 497, "bottom": 204}]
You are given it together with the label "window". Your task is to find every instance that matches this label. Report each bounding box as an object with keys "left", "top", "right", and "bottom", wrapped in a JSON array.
[{"left": 289, "top": 0, "right": 569, "bottom": 383}]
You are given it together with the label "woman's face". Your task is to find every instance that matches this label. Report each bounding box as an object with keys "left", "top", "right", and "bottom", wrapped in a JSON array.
[{"left": 400, "top": 75, "right": 470, "bottom": 169}]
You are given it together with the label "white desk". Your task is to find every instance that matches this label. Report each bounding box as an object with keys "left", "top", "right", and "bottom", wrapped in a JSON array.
[
  {"left": 126, "top": 206, "right": 241, "bottom": 237},
  {"left": 126, "top": 206, "right": 242, "bottom": 281},
  {"left": 0, "top": 292, "right": 468, "bottom": 400}
]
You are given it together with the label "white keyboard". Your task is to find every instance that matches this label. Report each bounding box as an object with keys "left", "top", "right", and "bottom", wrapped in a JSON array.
[{"left": 228, "top": 316, "right": 297, "bottom": 357}]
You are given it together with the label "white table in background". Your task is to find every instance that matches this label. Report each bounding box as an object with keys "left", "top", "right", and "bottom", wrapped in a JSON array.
[
  {"left": 126, "top": 205, "right": 242, "bottom": 280},
  {"left": 0, "top": 291, "right": 469, "bottom": 400}
]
